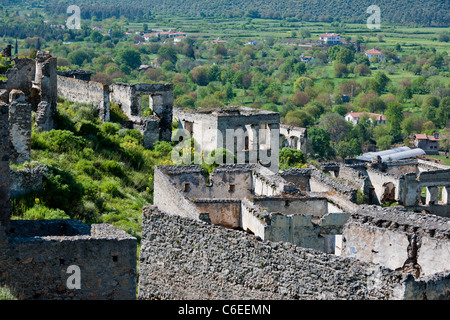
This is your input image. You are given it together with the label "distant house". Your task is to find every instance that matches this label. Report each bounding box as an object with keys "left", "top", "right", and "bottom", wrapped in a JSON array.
[
  {"left": 246, "top": 40, "right": 259, "bottom": 45},
  {"left": 413, "top": 133, "right": 440, "bottom": 155},
  {"left": 143, "top": 33, "right": 157, "bottom": 41},
  {"left": 345, "top": 112, "right": 386, "bottom": 125},
  {"left": 300, "top": 53, "right": 315, "bottom": 63},
  {"left": 319, "top": 33, "right": 341, "bottom": 45},
  {"left": 174, "top": 36, "right": 186, "bottom": 43},
  {"left": 212, "top": 37, "right": 227, "bottom": 44},
  {"left": 365, "top": 48, "right": 383, "bottom": 61},
  {"left": 151, "top": 58, "right": 162, "bottom": 68},
  {"left": 138, "top": 65, "right": 152, "bottom": 72}
]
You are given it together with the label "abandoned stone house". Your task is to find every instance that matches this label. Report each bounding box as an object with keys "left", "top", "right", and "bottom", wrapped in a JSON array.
[
  {"left": 0, "top": 101, "right": 137, "bottom": 300},
  {"left": 138, "top": 162, "right": 450, "bottom": 300},
  {"left": 173, "top": 106, "right": 281, "bottom": 172},
  {"left": 319, "top": 157, "right": 450, "bottom": 217}
]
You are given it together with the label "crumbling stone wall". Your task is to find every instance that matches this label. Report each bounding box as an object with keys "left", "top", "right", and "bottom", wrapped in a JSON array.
[
  {"left": 279, "top": 167, "right": 311, "bottom": 191},
  {"left": 110, "top": 83, "right": 173, "bottom": 142},
  {"left": 342, "top": 205, "right": 450, "bottom": 278},
  {"left": 279, "top": 124, "right": 307, "bottom": 153},
  {"left": 309, "top": 168, "right": 358, "bottom": 202},
  {"left": 0, "top": 103, "right": 10, "bottom": 230},
  {"left": 138, "top": 206, "right": 449, "bottom": 300},
  {"left": 33, "top": 51, "right": 57, "bottom": 130},
  {"left": 0, "top": 220, "right": 137, "bottom": 300},
  {"left": 0, "top": 58, "right": 36, "bottom": 101},
  {"left": 9, "top": 163, "right": 48, "bottom": 199},
  {"left": 57, "top": 75, "right": 110, "bottom": 123},
  {"left": 8, "top": 90, "right": 31, "bottom": 164}
]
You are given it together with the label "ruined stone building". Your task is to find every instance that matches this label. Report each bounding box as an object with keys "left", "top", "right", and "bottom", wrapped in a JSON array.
[
  {"left": 279, "top": 124, "right": 307, "bottom": 154},
  {"left": 0, "top": 100, "right": 137, "bottom": 299},
  {"left": 319, "top": 158, "right": 450, "bottom": 217},
  {"left": 57, "top": 76, "right": 174, "bottom": 149},
  {"left": 173, "top": 106, "right": 280, "bottom": 172},
  {"left": 138, "top": 163, "right": 450, "bottom": 300}
]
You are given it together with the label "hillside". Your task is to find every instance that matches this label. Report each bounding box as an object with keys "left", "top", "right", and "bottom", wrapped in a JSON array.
[{"left": 6, "top": 0, "right": 450, "bottom": 26}]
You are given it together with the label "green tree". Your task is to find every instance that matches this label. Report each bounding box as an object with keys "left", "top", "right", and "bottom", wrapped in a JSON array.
[
  {"left": 336, "top": 138, "right": 362, "bottom": 159},
  {"left": 385, "top": 102, "right": 404, "bottom": 140},
  {"left": 279, "top": 148, "right": 306, "bottom": 169},
  {"left": 115, "top": 47, "right": 141, "bottom": 70},
  {"left": 158, "top": 46, "right": 178, "bottom": 64},
  {"left": 308, "top": 126, "right": 334, "bottom": 160}
]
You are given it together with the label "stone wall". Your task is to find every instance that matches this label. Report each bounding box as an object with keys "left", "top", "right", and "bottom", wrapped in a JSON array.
[
  {"left": 0, "top": 220, "right": 137, "bottom": 300},
  {"left": 0, "top": 103, "right": 9, "bottom": 230},
  {"left": 8, "top": 91, "right": 31, "bottom": 164},
  {"left": 34, "top": 51, "right": 57, "bottom": 129},
  {"left": 9, "top": 163, "right": 48, "bottom": 199},
  {"left": 279, "top": 168, "right": 311, "bottom": 191},
  {"left": 309, "top": 168, "right": 358, "bottom": 202},
  {"left": 341, "top": 205, "right": 450, "bottom": 278},
  {"left": 241, "top": 196, "right": 351, "bottom": 252},
  {"left": 57, "top": 75, "right": 110, "bottom": 122},
  {"left": 138, "top": 206, "right": 449, "bottom": 300}
]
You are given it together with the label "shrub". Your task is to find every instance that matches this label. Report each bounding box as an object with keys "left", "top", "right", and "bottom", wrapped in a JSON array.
[
  {"left": 47, "top": 130, "right": 85, "bottom": 153},
  {"left": 42, "top": 166, "right": 84, "bottom": 214},
  {"left": 31, "top": 130, "right": 50, "bottom": 150},
  {"left": 101, "top": 122, "right": 120, "bottom": 135},
  {"left": 100, "top": 181, "right": 122, "bottom": 198},
  {"left": 101, "top": 160, "right": 125, "bottom": 177},
  {"left": 110, "top": 102, "right": 128, "bottom": 122},
  {"left": 76, "top": 120, "right": 100, "bottom": 137},
  {"left": 153, "top": 141, "right": 173, "bottom": 157},
  {"left": 23, "top": 205, "right": 69, "bottom": 220},
  {"left": 74, "top": 159, "right": 101, "bottom": 179}
]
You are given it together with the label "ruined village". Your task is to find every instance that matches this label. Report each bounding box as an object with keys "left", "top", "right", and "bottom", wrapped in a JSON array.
[{"left": 0, "top": 48, "right": 448, "bottom": 301}]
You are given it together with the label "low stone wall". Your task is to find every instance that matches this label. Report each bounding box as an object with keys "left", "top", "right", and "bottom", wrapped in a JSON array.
[
  {"left": 342, "top": 205, "right": 450, "bottom": 278},
  {"left": 57, "top": 75, "right": 110, "bottom": 122},
  {"left": 309, "top": 168, "right": 358, "bottom": 202},
  {"left": 279, "top": 168, "right": 311, "bottom": 191},
  {"left": 138, "top": 206, "right": 448, "bottom": 300},
  {"left": 9, "top": 163, "right": 49, "bottom": 199},
  {"left": 0, "top": 220, "right": 137, "bottom": 300}
]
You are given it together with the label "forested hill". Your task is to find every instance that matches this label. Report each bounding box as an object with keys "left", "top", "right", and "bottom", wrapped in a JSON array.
[{"left": 7, "top": 0, "right": 450, "bottom": 26}]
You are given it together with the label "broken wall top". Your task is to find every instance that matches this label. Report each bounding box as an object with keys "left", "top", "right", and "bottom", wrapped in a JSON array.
[{"left": 350, "top": 205, "right": 450, "bottom": 240}]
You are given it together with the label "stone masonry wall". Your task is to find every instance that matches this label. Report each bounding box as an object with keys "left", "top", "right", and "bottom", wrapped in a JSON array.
[
  {"left": 138, "top": 206, "right": 448, "bottom": 300},
  {"left": 342, "top": 205, "right": 450, "bottom": 278},
  {"left": 57, "top": 76, "right": 110, "bottom": 122},
  {"left": 8, "top": 93, "right": 32, "bottom": 164},
  {"left": 0, "top": 103, "right": 9, "bottom": 230},
  {"left": 0, "top": 220, "right": 137, "bottom": 300}
]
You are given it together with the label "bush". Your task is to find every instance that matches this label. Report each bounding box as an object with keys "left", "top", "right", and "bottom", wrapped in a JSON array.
[
  {"left": 47, "top": 130, "right": 85, "bottom": 153},
  {"left": 76, "top": 120, "right": 100, "bottom": 137},
  {"left": 23, "top": 205, "right": 70, "bottom": 220},
  {"left": 31, "top": 130, "right": 50, "bottom": 150},
  {"left": 101, "top": 122, "right": 120, "bottom": 135},
  {"left": 100, "top": 181, "right": 123, "bottom": 198},
  {"left": 101, "top": 160, "right": 125, "bottom": 177},
  {"left": 42, "top": 166, "right": 84, "bottom": 214},
  {"left": 74, "top": 159, "right": 101, "bottom": 179},
  {"left": 110, "top": 102, "right": 128, "bottom": 122},
  {"left": 153, "top": 141, "right": 173, "bottom": 157}
]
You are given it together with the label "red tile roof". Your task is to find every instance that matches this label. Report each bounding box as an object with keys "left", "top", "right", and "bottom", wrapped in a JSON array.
[{"left": 365, "top": 48, "right": 383, "bottom": 55}]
